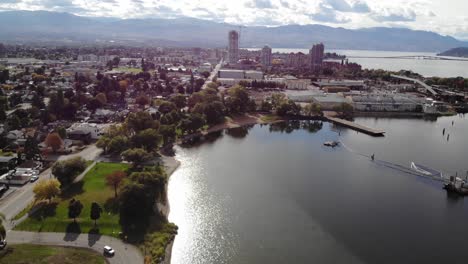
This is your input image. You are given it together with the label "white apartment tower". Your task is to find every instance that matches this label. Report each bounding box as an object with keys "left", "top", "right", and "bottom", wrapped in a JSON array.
[{"left": 228, "top": 30, "right": 239, "bottom": 64}]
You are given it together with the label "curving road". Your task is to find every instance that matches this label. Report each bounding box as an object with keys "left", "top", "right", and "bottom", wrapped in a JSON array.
[{"left": 7, "top": 230, "right": 144, "bottom": 264}]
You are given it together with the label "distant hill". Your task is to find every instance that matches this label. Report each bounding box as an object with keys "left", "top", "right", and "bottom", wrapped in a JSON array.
[
  {"left": 438, "top": 47, "right": 468, "bottom": 57},
  {"left": 0, "top": 10, "right": 467, "bottom": 52}
]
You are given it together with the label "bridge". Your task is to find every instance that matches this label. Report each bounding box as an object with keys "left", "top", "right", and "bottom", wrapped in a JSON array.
[
  {"left": 390, "top": 75, "right": 438, "bottom": 96},
  {"left": 347, "top": 55, "right": 468, "bottom": 61}
]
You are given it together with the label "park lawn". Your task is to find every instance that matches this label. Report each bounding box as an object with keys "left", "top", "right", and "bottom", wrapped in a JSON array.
[
  {"left": 0, "top": 244, "right": 106, "bottom": 264},
  {"left": 15, "top": 162, "right": 129, "bottom": 237},
  {"left": 113, "top": 67, "right": 142, "bottom": 73}
]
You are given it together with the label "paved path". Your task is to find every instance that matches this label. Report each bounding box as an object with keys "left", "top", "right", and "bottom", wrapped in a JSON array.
[{"left": 7, "top": 230, "right": 144, "bottom": 264}]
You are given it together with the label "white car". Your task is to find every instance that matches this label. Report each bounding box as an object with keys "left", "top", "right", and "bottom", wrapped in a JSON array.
[
  {"left": 0, "top": 240, "right": 6, "bottom": 250},
  {"left": 103, "top": 245, "right": 115, "bottom": 256},
  {"left": 30, "top": 175, "right": 39, "bottom": 182}
]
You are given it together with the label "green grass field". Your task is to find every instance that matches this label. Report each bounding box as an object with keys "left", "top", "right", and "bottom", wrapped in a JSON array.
[
  {"left": 0, "top": 244, "right": 106, "bottom": 264},
  {"left": 15, "top": 162, "right": 129, "bottom": 237},
  {"left": 113, "top": 67, "right": 143, "bottom": 73}
]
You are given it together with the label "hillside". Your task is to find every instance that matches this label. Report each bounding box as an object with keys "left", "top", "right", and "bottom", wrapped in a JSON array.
[
  {"left": 0, "top": 10, "right": 467, "bottom": 52},
  {"left": 438, "top": 47, "right": 468, "bottom": 57}
]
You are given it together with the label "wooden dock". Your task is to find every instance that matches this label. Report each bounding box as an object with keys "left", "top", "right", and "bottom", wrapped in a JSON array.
[{"left": 327, "top": 117, "right": 385, "bottom": 137}]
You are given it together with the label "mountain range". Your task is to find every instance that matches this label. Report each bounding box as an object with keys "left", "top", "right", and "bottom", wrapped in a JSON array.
[{"left": 0, "top": 10, "right": 467, "bottom": 52}]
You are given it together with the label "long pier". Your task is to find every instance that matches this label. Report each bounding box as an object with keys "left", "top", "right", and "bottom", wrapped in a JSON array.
[{"left": 327, "top": 117, "right": 385, "bottom": 137}]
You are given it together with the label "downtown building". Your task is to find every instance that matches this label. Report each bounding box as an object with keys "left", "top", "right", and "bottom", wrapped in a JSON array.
[
  {"left": 310, "top": 43, "right": 325, "bottom": 71},
  {"left": 261, "top": 45, "right": 272, "bottom": 67},
  {"left": 228, "top": 30, "right": 239, "bottom": 64}
]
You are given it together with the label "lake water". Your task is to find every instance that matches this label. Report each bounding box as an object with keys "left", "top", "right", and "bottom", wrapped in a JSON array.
[
  {"left": 168, "top": 114, "right": 468, "bottom": 264},
  {"left": 261, "top": 48, "right": 468, "bottom": 78}
]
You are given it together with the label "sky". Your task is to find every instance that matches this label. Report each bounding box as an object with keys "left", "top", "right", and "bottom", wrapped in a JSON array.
[{"left": 1, "top": 0, "right": 468, "bottom": 40}]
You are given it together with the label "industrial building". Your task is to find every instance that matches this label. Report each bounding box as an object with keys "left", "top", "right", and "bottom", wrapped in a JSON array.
[{"left": 350, "top": 94, "right": 421, "bottom": 112}]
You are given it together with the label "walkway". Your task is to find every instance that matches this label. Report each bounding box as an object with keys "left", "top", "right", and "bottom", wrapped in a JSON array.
[
  {"left": 7, "top": 230, "right": 144, "bottom": 264},
  {"left": 327, "top": 117, "right": 385, "bottom": 136}
]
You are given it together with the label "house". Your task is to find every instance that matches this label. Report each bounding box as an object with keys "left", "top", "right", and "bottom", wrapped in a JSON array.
[
  {"left": 67, "top": 130, "right": 92, "bottom": 144},
  {"left": 67, "top": 123, "right": 103, "bottom": 140},
  {"left": 0, "top": 155, "right": 17, "bottom": 173}
]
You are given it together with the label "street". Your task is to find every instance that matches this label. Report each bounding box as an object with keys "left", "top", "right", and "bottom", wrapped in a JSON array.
[
  {"left": 7, "top": 230, "right": 144, "bottom": 264},
  {"left": 201, "top": 58, "right": 223, "bottom": 90}
]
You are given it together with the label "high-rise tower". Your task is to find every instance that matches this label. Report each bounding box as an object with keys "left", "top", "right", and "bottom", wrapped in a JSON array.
[
  {"left": 261, "top": 45, "right": 272, "bottom": 67},
  {"left": 310, "top": 43, "right": 324, "bottom": 71},
  {"left": 228, "top": 30, "right": 239, "bottom": 64}
]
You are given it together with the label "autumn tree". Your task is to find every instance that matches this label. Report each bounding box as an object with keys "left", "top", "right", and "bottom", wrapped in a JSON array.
[
  {"left": 106, "top": 171, "right": 126, "bottom": 197},
  {"left": 33, "top": 179, "right": 61, "bottom": 202},
  {"left": 45, "top": 132, "right": 63, "bottom": 153},
  {"left": 90, "top": 202, "right": 103, "bottom": 226},
  {"left": 68, "top": 198, "right": 83, "bottom": 222}
]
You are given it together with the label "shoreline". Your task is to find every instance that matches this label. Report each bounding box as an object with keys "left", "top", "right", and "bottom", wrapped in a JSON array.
[{"left": 159, "top": 155, "right": 181, "bottom": 264}]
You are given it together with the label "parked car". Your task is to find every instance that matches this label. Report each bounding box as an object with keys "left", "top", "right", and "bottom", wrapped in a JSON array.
[
  {"left": 30, "top": 175, "right": 39, "bottom": 182},
  {"left": 103, "top": 245, "right": 115, "bottom": 256},
  {"left": 0, "top": 240, "right": 7, "bottom": 250}
]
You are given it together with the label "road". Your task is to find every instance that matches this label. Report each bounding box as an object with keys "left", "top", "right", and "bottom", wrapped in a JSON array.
[
  {"left": 0, "top": 145, "right": 102, "bottom": 228},
  {"left": 7, "top": 230, "right": 144, "bottom": 264},
  {"left": 201, "top": 59, "right": 223, "bottom": 90}
]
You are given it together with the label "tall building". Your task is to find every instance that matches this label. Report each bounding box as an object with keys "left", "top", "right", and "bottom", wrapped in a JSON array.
[
  {"left": 261, "top": 45, "right": 272, "bottom": 67},
  {"left": 310, "top": 43, "right": 325, "bottom": 71},
  {"left": 228, "top": 30, "right": 239, "bottom": 64}
]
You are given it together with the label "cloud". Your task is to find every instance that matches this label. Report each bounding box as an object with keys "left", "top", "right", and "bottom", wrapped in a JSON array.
[
  {"left": 321, "top": 0, "right": 370, "bottom": 13},
  {"left": 310, "top": 3, "right": 351, "bottom": 24},
  {"left": 245, "top": 0, "right": 273, "bottom": 9},
  {"left": 372, "top": 8, "right": 417, "bottom": 22}
]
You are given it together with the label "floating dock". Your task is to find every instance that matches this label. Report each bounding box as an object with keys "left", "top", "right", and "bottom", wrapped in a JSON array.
[{"left": 327, "top": 117, "right": 385, "bottom": 137}]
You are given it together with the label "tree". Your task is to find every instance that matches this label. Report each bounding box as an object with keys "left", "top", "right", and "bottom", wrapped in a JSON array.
[
  {"left": 159, "top": 125, "right": 176, "bottom": 145},
  {"left": 68, "top": 198, "right": 83, "bottom": 222},
  {"left": 56, "top": 126, "right": 67, "bottom": 139},
  {"left": 32, "top": 93, "right": 45, "bottom": 109},
  {"left": 179, "top": 113, "right": 205, "bottom": 134},
  {"left": 52, "top": 157, "right": 87, "bottom": 187},
  {"left": 119, "top": 182, "right": 152, "bottom": 235},
  {"left": 90, "top": 202, "right": 103, "bottom": 226},
  {"left": 225, "top": 85, "right": 250, "bottom": 114},
  {"left": 95, "top": 93, "right": 107, "bottom": 105},
  {"left": 24, "top": 136, "right": 40, "bottom": 160},
  {"left": 33, "top": 179, "right": 61, "bottom": 202},
  {"left": 333, "top": 103, "right": 354, "bottom": 118},
  {"left": 107, "top": 136, "right": 129, "bottom": 155},
  {"left": 0, "top": 213, "right": 5, "bottom": 240},
  {"left": 158, "top": 101, "right": 177, "bottom": 114},
  {"left": 45, "top": 132, "right": 63, "bottom": 153},
  {"left": 131, "top": 128, "right": 161, "bottom": 151},
  {"left": 135, "top": 94, "right": 150, "bottom": 106},
  {"left": 170, "top": 94, "right": 187, "bottom": 109},
  {"left": 106, "top": 171, "right": 126, "bottom": 198},
  {"left": 121, "top": 148, "right": 151, "bottom": 166},
  {"left": 126, "top": 111, "right": 159, "bottom": 134}
]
